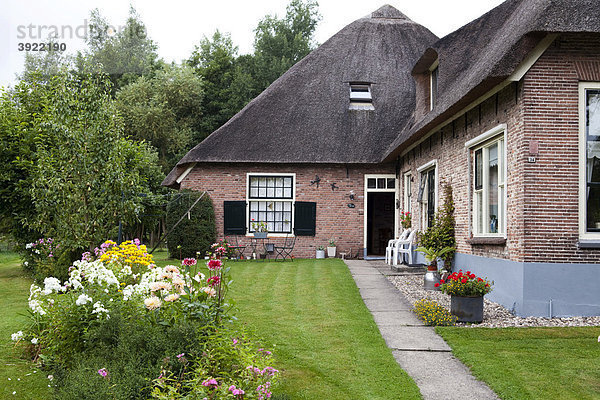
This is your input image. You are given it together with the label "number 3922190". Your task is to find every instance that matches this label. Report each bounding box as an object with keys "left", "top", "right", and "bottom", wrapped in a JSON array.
[{"left": 18, "top": 42, "right": 67, "bottom": 51}]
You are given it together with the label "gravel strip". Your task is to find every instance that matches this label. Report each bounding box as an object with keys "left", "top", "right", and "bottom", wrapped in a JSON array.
[{"left": 388, "top": 274, "right": 600, "bottom": 328}]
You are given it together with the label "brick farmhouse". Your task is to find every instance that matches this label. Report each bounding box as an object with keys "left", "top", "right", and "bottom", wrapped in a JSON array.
[{"left": 164, "top": 1, "right": 600, "bottom": 317}]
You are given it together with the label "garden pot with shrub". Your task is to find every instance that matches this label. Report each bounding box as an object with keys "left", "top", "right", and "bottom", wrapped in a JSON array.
[
  {"left": 327, "top": 239, "right": 336, "bottom": 257},
  {"left": 416, "top": 246, "right": 454, "bottom": 291},
  {"left": 316, "top": 247, "right": 325, "bottom": 259},
  {"left": 254, "top": 231, "right": 268, "bottom": 239},
  {"left": 440, "top": 270, "right": 493, "bottom": 324}
]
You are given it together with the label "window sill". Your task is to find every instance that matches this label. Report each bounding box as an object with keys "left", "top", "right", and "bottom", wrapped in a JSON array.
[
  {"left": 467, "top": 237, "right": 506, "bottom": 246},
  {"left": 578, "top": 240, "right": 600, "bottom": 249}
]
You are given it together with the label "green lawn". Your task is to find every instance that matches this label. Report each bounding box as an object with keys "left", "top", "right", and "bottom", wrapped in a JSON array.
[
  {"left": 437, "top": 326, "right": 600, "bottom": 400},
  {"left": 223, "top": 258, "right": 422, "bottom": 400},
  {"left": 0, "top": 252, "right": 52, "bottom": 400}
]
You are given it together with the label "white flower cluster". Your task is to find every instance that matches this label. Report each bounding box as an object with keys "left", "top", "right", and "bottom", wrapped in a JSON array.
[
  {"left": 42, "top": 277, "right": 65, "bottom": 295},
  {"left": 11, "top": 331, "right": 23, "bottom": 342},
  {"left": 69, "top": 260, "right": 119, "bottom": 289},
  {"left": 75, "top": 294, "right": 92, "bottom": 306},
  {"left": 91, "top": 301, "right": 109, "bottom": 319}
]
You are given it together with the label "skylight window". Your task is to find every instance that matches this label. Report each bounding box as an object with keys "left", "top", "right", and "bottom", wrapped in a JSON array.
[
  {"left": 349, "top": 83, "right": 374, "bottom": 110},
  {"left": 350, "top": 84, "right": 372, "bottom": 102}
]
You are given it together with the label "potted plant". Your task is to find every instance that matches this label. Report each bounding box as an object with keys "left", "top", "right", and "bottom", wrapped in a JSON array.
[
  {"left": 439, "top": 270, "right": 493, "bottom": 323},
  {"left": 400, "top": 211, "right": 411, "bottom": 229},
  {"left": 415, "top": 246, "right": 455, "bottom": 291},
  {"left": 593, "top": 209, "right": 600, "bottom": 229},
  {"left": 316, "top": 245, "right": 325, "bottom": 259},
  {"left": 327, "top": 238, "right": 336, "bottom": 257},
  {"left": 251, "top": 219, "right": 268, "bottom": 238}
]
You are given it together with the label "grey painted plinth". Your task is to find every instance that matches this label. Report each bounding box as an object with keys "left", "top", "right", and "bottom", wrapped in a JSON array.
[{"left": 393, "top": 350, "right": 500, "bottom": 400}]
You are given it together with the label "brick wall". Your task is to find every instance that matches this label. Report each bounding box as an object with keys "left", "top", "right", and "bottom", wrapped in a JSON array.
[
  {"left": 180, "top": 163, "right": 395, "bottom": 258},
  {"left": 521, "top": 33, "right": 600, "bottom": 263},
  {"left": 399, "top": 33, "right": 600, "bottom": 264}
]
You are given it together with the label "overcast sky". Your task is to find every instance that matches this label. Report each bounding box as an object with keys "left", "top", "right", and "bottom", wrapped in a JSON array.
[{"left": 1, "top": 0, "right": 505, "bottom": 88}]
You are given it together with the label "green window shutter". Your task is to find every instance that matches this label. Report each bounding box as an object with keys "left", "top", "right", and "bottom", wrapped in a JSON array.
[
  {"left": 294, "top": 201, "right": 316, "bottom": 236},
  {"left": 224, "top": 201, "right": 246, "bottom": 235}
]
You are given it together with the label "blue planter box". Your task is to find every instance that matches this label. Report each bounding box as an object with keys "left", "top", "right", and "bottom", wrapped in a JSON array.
[{"left": 451, "top": 296, "right": 484, "bottom": 323}]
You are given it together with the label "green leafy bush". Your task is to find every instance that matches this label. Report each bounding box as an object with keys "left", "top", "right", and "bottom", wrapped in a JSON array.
[
  {"left": 413, "top": 299, "right": 456, "bottom": 326},
  {"left": 418, "top": 182, "right": 456, "bottom": 268},
  {"left": 166, "top": 190, "right": 216, "bottom": 259},
  {"left": 150, "top": 326, "right": 280, "bottom": 399}
]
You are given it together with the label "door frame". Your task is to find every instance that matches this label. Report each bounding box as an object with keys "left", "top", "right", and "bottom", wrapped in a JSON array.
[{"left": 363, "top": 174, "right": 398, "bottom": 253}]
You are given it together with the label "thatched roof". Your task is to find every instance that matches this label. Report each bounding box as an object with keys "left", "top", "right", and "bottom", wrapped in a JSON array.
[
  {"left": 383, "top": 0, "right": 600, "bottom": 161},
  {"left": 164, "top": 0, "right": 600, "bottom": 189},
  {"left": 163, "top": 5, "right": 437, "bottom": 188}
]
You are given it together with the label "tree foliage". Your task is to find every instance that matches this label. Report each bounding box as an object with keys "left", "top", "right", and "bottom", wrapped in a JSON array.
[
  {"left": 116, "top": 64, "right": 203, "bottom": 173},
  {"left": 81, "top": 7, "right": 159, "bottom": 91}
]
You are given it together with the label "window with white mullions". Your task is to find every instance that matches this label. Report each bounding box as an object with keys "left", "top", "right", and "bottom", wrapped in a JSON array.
[
  {"left": 417, "top": 162, "right": 437, "bottom": 230},
  {"left": 584, "top": 88, "right": 600, "bottom": 233},
  {"left": 473, "top": 138, "right": 505, "bottom": 236},
  {"left": 248, "top": 175, "right": 294, "bottom": 233}
]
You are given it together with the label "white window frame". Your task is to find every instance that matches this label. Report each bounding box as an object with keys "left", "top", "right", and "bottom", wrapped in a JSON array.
[
  {"left": 246, "top": 173, "right": 296, "bottom": 238},
  {"left": 403, "top": 171, "right": 412, "bottom": 216},
  {"left": 579, "top": 82, "right": 600, "bottom": 240},
  {"left": 429, "top": 60, "right": 439, "bottom": 111},
  {"left": 363, "top": 174, "right": 398, "bottom": 248},
  {"left": 465, "top": 124, "right": 507, "bottom": 238},
  {"left": 416, "top": 160, "right": 438, "bottom": 230}
]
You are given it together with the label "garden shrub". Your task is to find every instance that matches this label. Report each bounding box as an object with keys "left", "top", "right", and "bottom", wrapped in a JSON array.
[
  {"left": 166, "top": 190, "right": 216, "bottom": 259},
  {"left": 413, "top": 299, "right": 456, "bottom": 326},
  {"left": 151, "top": 326, "right": 280, "bottom": 399},
  {"left": 418, "top": 182, "right": 456, "bottom": 268}
]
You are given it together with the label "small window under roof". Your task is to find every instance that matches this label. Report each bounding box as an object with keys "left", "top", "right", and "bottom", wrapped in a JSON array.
[{"left": 349, "top": 83, "right": 374, "bottom": 110}]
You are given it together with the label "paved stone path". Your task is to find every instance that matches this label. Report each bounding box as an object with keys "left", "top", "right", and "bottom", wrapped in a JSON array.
[{"left": 345, "top": 259, "right": 499, "bottom": 400}]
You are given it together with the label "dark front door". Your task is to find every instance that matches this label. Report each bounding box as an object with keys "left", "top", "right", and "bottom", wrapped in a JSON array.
[{"left": 367, "top": 192, "right": 395, "bottom": 256}]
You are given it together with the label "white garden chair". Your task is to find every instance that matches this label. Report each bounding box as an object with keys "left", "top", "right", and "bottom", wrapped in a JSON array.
[
  {"left": 393, "top": 230, "right": 417, "bottom": 266},
  {"left": 385, "top": 229, "right": 410, "bottom": 264}
]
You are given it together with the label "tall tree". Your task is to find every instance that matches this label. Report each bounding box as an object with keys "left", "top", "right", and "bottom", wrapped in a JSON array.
[
  {"left": 252, "top": 0, "right": 321, "bottom": 91},
  {"left": 116, "top": 64, "right": 203, "bottom": 173},
  {"left": 80, "top": 7, "right": 159, "bottom": 91},
  {"left": 188, "top": 30, "right": 239, "bottom": 142}
]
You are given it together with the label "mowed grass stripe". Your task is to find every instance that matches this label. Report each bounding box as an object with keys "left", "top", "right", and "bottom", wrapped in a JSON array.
[
  {"left": 437, "top": 326, "right": 600, "bottom": 400},
  {"left": 227, "top": 259, "right": 422, "bottom": 400}
]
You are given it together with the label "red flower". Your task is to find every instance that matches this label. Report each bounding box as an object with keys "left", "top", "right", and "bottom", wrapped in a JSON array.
[
  {"left": 207, "top": 259, "right": 222, "bottom": 270},
  {"left": 461, "top": 278, "right": 467, "bottom": 283},
  {"left": 478, "top": 278, "right": 483, "bottom": 282},
  {"left": 207, "top": 276, "right": 221, "bottom": 287},
  {"left": 440, "top": 279, "right": 445, "bottom": 284},
  {"left": 434, "top": 283, "right": 440, "bottom": 287}
]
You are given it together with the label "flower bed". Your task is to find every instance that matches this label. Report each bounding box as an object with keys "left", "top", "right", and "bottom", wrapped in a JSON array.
[
  {"left": 389, "top": 274, "right": 600, "bottom": 328},
  {"left": 11, "top": 240, "right": 279, "bottom": 399}
]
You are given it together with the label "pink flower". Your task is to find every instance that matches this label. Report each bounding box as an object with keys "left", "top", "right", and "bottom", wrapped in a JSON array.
[
  {"left": 182, "top": 258, "right": 197, "bottom": 266},
  {"left": 201, "top": 378, "right": 218, "bottom": 387},
  {"left": 233, "top": 338, "right": 238, "bottom": 346},
  {"left": 207, "top": 259, "right": 222, "bottom": 270},
  {"left": 98, "top": 368, "right": 108, "bottom": 378},
  {"left": 207, "top": 276, "right": 221, "bottom": 287},
  {"left": 177, "top": 353, "right": 185, "bottom": 359}
]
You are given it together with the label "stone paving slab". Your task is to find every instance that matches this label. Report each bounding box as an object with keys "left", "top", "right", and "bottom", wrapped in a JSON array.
[
  {"left": 352, "top": 274, "right": 392, "bottom": 289},
  {"left": 358, "top": 287, "right": 402, "bottom": 299},
  {"left": 363, "top": 296, "right": 413, "bottom": 312},
  {"left": 378, "top": 326, "right": 451, "bottom": 351},
  {"left": 371, "top": 310, "right": 422, "bottom": 326},
  {"left": 348, "top": 267, "right": 381, "bottom": 276},
  {"left": 392, "top": 350, "right": 500, "bottom": 400}
]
